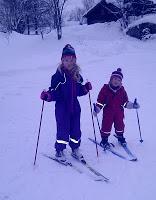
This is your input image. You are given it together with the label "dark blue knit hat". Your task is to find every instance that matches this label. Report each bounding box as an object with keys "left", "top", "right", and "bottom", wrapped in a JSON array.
[
  {"left": 61, "top": 44, "right": 76, "bottom": 58},
  {"left": 111, "top": 68, "right": 123, "bottom": 80}
]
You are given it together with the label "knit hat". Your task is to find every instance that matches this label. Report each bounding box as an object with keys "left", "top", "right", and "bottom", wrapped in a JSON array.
[
  {"left": 61, "top": 44, "right": 76, "bottom": 59},
  {"left": 111, "top": 68, "right": 123, "bottom": 80}
]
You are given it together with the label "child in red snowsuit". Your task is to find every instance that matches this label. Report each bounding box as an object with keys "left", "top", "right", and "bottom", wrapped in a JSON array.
[{"left": 93, "top": 68, "right": 140, "bottom": 148}]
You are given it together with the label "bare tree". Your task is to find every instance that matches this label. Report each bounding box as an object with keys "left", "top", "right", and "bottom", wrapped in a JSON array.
[
  {"left": 68, "top": 0, "right": 95, "bottom": 24},
  {"left": 43, "top": 0, "right": 68, "bottom": 40},
  {"left": 82, "top": 0, "right": 95, "bottom": 11},
  {"left": 0, "top": 0, "right": 26, "bottom": 33},
  {"left": 69, "top": 7, "right": 85, "bottom": 24},
  {"left": 0, "top": 0, "right": 68, "bottom": 39},
  {"left": 115, "top": 0, "right": 156, "bottom": 29},
  {"left": 36, "top": 0, "right": 68, "bottom": 39}
]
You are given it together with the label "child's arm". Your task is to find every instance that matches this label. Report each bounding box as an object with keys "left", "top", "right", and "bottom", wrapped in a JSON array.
[
  {"left": 93, "top": 85, "right": 107, "bottom": 116},
  {"left": 40, "top": 70, "right": 64, "bottom": 102},
  {"left": 77, "top": 82, "right": 92, "bottom": 96},
  {"left": 125, "top": 101, "right": 140, "bottom": 109},
  {"left": 96, "top": 85, "right": 107, "bottom": 109},
  {"left": 123, "top": 90, "right": 140, "bottom": 109},
  {"left": 49, "top": 70, "right": 65, "bottom": 91},
  {"left": 77, "top": 75, "right": 92, "bottom": 96}
]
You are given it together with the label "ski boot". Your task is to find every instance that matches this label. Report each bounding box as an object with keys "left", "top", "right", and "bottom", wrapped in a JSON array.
[
  {"left": 71, "top": 148, "right": 85, "bottom": 163},
  {"left": 100, "top": 137, "right": 113, "bottom": 150},
  {"left": 55, "top": 150, "right": 67, "bottom": 164},
  {"left": 117, "top": 135, "right": 127, "bottom": 146}
]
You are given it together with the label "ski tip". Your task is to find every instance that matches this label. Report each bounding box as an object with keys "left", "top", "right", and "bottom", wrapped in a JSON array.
[
  {"left": 129, "top": 158, "right": 138, "bottom": 162},
  {"left": 94, "top": 178, "right": 109, "bottom": 183}
]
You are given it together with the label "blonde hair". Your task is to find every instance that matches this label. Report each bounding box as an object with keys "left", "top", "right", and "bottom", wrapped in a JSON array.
[{"left": 58, "top": 63, "right": 81, "bottom": 82}]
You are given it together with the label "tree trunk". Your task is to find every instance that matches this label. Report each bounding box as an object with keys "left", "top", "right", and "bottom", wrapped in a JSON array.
[{"left": 26, "top": 15, "right": 30, "bottom": 35}]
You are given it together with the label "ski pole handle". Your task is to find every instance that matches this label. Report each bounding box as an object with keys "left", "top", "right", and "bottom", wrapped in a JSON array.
[{"left": 134, "top": 98, "right": 137, "bottom": 104}]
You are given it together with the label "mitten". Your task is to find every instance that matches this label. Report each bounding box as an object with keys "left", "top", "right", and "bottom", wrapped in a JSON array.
[
  {"left": 126, "top": 101, "right": 140, "bottom": 109},
  {"left": 40, "top": 90, "right": 53, "bottom": 102},
  {"left": 93, "top": 103, "right": 101, "bottom": 116},
  {"left": 85, "top": 82, "right": 92, "bottom": 91}
]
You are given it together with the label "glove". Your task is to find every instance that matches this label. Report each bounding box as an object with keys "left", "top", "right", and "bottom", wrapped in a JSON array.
[
  {"left": 40, "top": 90, "right": 53, "bottom": 102},
  {"left": 93, "top": 103, "right": 101, "bottom": 116},
  {"left": 85, "top": 82, "right": 92, "bottom": 91}
]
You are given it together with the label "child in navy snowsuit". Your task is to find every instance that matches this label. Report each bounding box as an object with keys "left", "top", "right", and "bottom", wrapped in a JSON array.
[
  {"left": 41, "top": 44, "right": 92, "bottom": 162},
  {"left": 93, "top": 68, "right": 140, "bottom": 148}
]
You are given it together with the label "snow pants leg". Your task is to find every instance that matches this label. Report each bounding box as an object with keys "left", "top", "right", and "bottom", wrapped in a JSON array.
[
  {"left": 69, "top": 112, "right": 81, "bottom": 150},
  {"left": 55, "top": 105, "right": 70, "bottom": 152},
  {"left": 101, "top": 110, "right": 114, "bottom": 138},
  {"left": 55, "top": 103, "right": 81, "bottom": 152},
  {"left": 101, "top": 108, "right": 125, "bottom": 139},
  {"left": 114, "top": 110, "right": 125, "bottom": 136}
]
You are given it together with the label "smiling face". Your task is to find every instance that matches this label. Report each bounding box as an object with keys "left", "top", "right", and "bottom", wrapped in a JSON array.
[
  {"left": 111, "top": 76, "right": 122, "bottom": 87},
  {"left": 61, "top": 56, "right": 76, "bottom": 70}
]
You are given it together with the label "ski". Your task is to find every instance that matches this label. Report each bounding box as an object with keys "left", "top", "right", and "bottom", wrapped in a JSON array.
[
  {"left": 71, "top": 155, "right": 109, "bottom": 182},
  {"left": 120, "top": 144, "right": 137, "bottom": 161},
  {"left": 113, "top": 135, "right": 138, "bottom": 161},
  {"left": 43, "top": 154, "right": 108, "bottom": 182},
  {"left": 88, "top": 137, "right": 136, "bottom": 161},
  {"left": 43, "top": 154, "right": 83, "bottom": 174}
]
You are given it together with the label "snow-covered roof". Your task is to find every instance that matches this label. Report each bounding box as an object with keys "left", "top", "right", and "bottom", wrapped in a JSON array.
[
  {"left": 83, "top": 1, "right": 100, "bottom": 17},
  {"left": 83, "top": 0, "right": 118, "bottom": 17},
  {"left": 105, "top": 0, "right": 119, "bottom": 6},
  {"left": 127, "top": 14, "right": 156, "bottom": 30}
]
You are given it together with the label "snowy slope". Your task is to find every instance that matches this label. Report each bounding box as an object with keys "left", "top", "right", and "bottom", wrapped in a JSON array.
[{"left": 0, "top": 22, "right": 156, "bottom": 200}]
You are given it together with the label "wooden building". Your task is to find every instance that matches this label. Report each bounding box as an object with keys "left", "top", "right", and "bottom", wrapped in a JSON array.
[{"left": 83, "top": 0, "right": 122, "bottom": 25}]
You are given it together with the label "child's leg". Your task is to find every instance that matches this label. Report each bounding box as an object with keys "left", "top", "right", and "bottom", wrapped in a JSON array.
[
  {"left": 55, "top": 105, "right": 70, "bottom": 152},
  {"left": 114, "top": 112, "right": 127, "bottom": 144},
  {"left": 69, "top": 112, "right": 81, "bottom": 150},
  {"left": 101, "top": 111, "right": 114, "bottom": 139},
  {"left": 114, "top": 111, "right": 125, "bottom": 136}
]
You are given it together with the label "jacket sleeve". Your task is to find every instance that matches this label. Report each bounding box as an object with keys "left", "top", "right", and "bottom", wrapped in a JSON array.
[
  {"left": 48, "top": 70, "right": 65, "bottom": 101},
  {"left": 122, "top": 87, "right": 129, "bottom": 107},
  {"left": 96, "top": 84, "right": 107, "bottom": 109},
  {"left": 77, "top": 75, "right": 88, "bottom": 97},
  {"left": 49, "top": 70, "right": 65, "bottom": 91}
]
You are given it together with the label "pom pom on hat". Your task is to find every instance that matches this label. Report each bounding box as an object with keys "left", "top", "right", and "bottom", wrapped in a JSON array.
[
  {"left": 117, "top": 68, "right": 122, "bottom": 72},
  {"left": 61, "top": 44, "right": 76, "bottom": 59},
  {"left": 111, "top": 68, "right": 123, "bottom": 80}
]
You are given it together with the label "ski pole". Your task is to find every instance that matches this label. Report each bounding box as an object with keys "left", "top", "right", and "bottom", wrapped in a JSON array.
[
  {"left": 87, "top": 86, "right": 99, "bottom": 157},
  {"left": 134, "top": 98, "right": 143, "bottom": 143},
  {"left": 93, "top": 103, "right": 101, "bottom": 133},
  {"left": 34, "top": 100, "right": 45, "bottom": 165}
]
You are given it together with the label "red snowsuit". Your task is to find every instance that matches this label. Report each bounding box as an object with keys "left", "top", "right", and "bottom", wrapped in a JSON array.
[{"left": 97, "top": 84, "right": 128, "bottom": 138}]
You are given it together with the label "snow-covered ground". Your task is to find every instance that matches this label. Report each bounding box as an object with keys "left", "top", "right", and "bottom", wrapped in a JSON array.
[{"left": 1, "top": 22, "right": 156, "bottom": 200}]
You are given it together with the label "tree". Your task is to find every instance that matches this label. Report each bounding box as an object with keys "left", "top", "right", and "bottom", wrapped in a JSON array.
[
  {"left": 0, "top": 0, "right": 68, "bottom": 39},
  {"left": 82, "top": 0, "right": 95, "bottom": 11},
  {"left": 43, "top": 0, "right": 68, "bottom": 40},
  {"left": 69, "top": 7, "right": 85, "bottom": 24},
  {"left": 0, "top": 0, "right": 26, "bottom": 33},
  {"left": 124, "top": 0, "right": 156, "bottom": 17},
  {"left": 115, "top": 0, "right": 156, "bottom": 29}
]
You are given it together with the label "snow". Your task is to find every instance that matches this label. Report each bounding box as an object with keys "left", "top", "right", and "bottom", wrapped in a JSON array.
[{"left": 1, "top": 21, "right": 156, "bottom": 200}]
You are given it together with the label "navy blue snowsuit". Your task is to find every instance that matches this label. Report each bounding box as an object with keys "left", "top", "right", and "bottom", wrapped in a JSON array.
[{"left": 50, "top": 68, "right": 88, "bottom": 152}]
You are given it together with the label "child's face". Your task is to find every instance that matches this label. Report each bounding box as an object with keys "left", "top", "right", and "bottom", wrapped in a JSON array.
[
  {"left": 62, "top": 56, "right": 76, "bottom": 70},
  {"left": 111, "top": 76, "right": 122, "bottom": 87}
]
